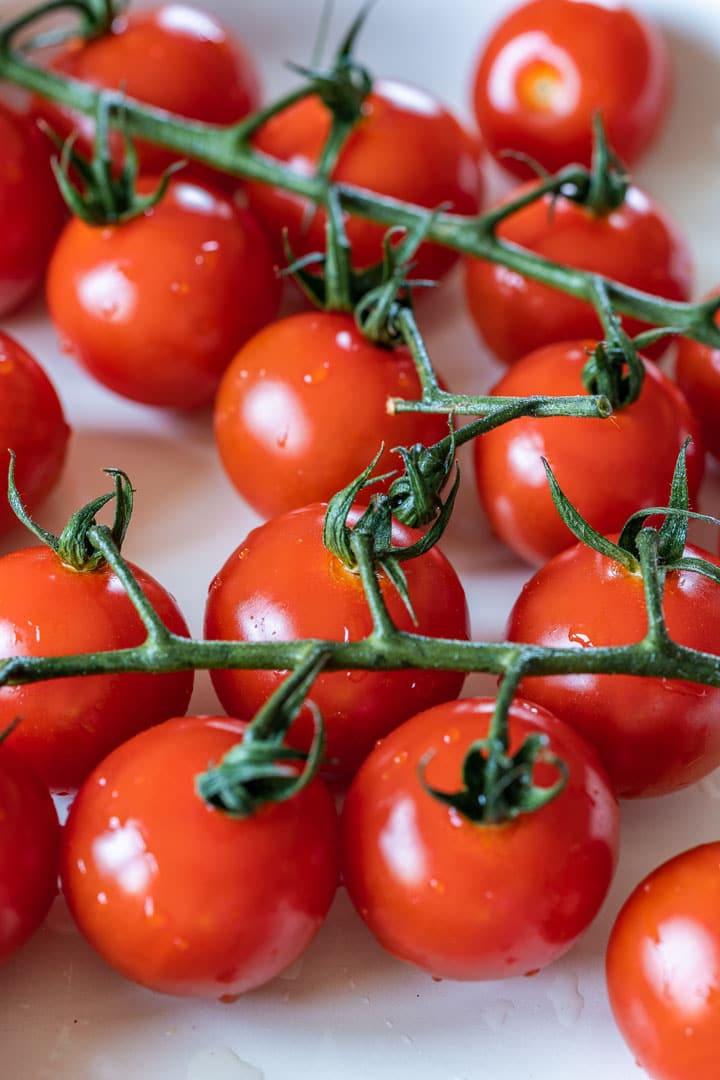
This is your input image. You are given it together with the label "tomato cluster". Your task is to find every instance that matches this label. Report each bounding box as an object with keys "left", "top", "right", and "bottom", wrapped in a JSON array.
[{"left": 0, "top": 1, "right": 719, "bottom": 1077}]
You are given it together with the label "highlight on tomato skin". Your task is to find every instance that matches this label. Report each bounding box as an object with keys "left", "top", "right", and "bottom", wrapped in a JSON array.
[
  {"left": 471, "top": 0, "right": 671, "bottom": 178},
  {"left": 60, "top": 716, "right": 340, "bottom": 999},
  {"left": 246, "top": 77, "right": 483, "bottom": 283},
  {"left": 0, "top": 331, "right": 70, "bottom": 536},
  {"left": 341, "top": 697, "right": 620, "bottom": 981},
  {"left": 0, "top": 743, "right": 60, "bottom": 967},
  {"left": 204, "top": 503, "right": 470, "bottom": 778},
  {"left": 606, "top": 842, "right": 720, "bottom": 1080}
]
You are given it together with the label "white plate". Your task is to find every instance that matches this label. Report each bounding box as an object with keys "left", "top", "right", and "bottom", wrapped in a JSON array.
[{"left": 2, "top": 1, "right": 720, "bottom": 1077}]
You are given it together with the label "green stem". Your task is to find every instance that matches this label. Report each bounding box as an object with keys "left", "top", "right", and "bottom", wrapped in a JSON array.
[
  {"left": 636, "top": 528, "right": 671, "bottom": 650},
  {"left": 350, "top": 531, "right": 400, "bottom": 641}
]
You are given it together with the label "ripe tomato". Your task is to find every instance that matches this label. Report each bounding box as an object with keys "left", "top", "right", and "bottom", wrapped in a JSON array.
[
  {"left": 46, "top": 178, "right": 280, "bottom": 408},
  {"left": 0, "top": 743, "right": 60, "bottom": 966},
  {"left": 474, "top": 341, "right": 704, "bottom": 565},
  {"left": 507, "top": 538, "right": 720, "bottom": 798},
  {"left": 472, "top": 0, "right": 671, "bottom": 177},
  {"left": 465, "top": 183, "right": 691, "bottom": 366},
  {"left": 214, "top": 311, "right": 452, "bottom": 519},
  {"left": 61, "top": 715, "right": 339, "bottom": 998},
  {"left": 0, "top": 103, "right": 66, "bottom": 318},
  {"left": 33, "top": 3, "right": 260, "bottom": 181},
  {"left": 204, "top": 504, "right": 470, "bottom": 777},
  {"left": 0, "top": 331, "right": 70, "bottom": 535},
  {"left": 675, "top": 289, "right": 720, "bottom": 461},
  {"left": 246, "top": 78, "right": 482, "bottom": 281},
  {"left": 342, "top": 697, "right": 619, "bottom": 980},
  {"left": 0, "top": 546, "right": 194, "bottom": 792},
  {"left": 607, "top": 842, "right": 720, "bottom": 1080}
]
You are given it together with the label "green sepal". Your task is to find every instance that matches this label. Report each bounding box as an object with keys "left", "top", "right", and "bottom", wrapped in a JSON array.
[
  {"left": 19, "top": 0, "right": 124, "bottom": 52},
  {"left": 569, "top": 113, "right": 629, "bottom": 216},
  {"left": 322, "top": 447, "right": 394, "bottom": 567},
  {"left": 617, "top": 440, "right": 691, "bottom": 562},
  {"left": 389, "top": 426, "right": 457, "bottom": 528}
]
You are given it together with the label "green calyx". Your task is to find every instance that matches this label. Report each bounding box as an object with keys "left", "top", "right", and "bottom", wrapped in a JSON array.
[
  {"left": 44, "top": 94, "right": 184, "bottom": 226},
  {"left": 8, "top": 454, "right": 133, "bottom": 571},
  {"left": 16, "top": 0, "right": 123, "bottom": 52},
  {"left": 566, "top": 113, "right": 629, "bottom": 216}
]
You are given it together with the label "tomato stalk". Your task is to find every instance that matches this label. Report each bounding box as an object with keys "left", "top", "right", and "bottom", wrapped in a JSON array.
[{"left": 2, "top": 0, "right": 720, "bottom": 351}]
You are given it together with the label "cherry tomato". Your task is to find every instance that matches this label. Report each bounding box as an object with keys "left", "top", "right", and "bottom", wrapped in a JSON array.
[
  {"left": 0, "top": 103, "right": 66, "bottom": 318},
  {"left": 34, "top": 3, "right": 260, "bottom": 182},
  {"left": 46, "top": 178, "right": 280, "bottom": 408},
  {"left": 472, "top": 0, "right": 671, "bottom": 177},
  {"left": 474, "top": 340, "right": 704, "bottom": 565},
  {"left": 465, "top": 183, "right": 691, "bottom": 365},
  {"left": 0, "top": 546, "right": 194, "bottom": 792},
  {"left": 214, "top": 311, "right": 452, "bottom": 519},
  {"left": 342, "top": 697, "right": 619, "bottom": 980},
  {"left": 0, "top": 743, "right": 60, "bottom": 966},
  {"left": 675, "top": 289, "right": 720, "bottom": 461},
  {"left": 246, "top": 78, "right": 482, "bottom": 281},
  {"left": 0, "top": 331, "right": 70, "bottom": 535},
  {"left": 204, "top": 504, "right": 470, "bottom": 777},
  {"left": 507, "top": 538, "right": 720, "bottom": 798},
  {"left": 61, "top": 715, "right": 339, "bottom": 998},
  {"left": 607, "top": 842, "right": 720, "bottom": 1080}
]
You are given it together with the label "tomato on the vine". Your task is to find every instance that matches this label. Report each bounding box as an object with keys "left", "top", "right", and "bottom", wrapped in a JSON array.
[
  {"left": 33, "top": 3, "right": 260, "bottom": 181},
  {"left": 342, "top": 697, "right": 619, "bottom": 980},
  {"left": 0, "top": 546, "right": 194, "bottom": 792},
  {"left": 214, "top": 311, "right": 452, "bottom": 519},
  {"left": 0, "top": 103, "right": 66, "bottom": 318},
  {"left": 507, "top": 538, "right": 720, "bottom": 798},
  {"left": 61, "top": 715, "right": 339, "bottom": 998},
  {"left": 204, "top": 504, "right": 470, "bottom": 777},
  {"left": 465, "top": 184, "right": 691, "bottom": 366},
  {"left": 675, "top": 289, "right": 720, "bottom": 461},
  {"left": 474, "top": 340, "right": 704, "bottom": 565},
  {"left": 607, "top": 842, "right": 720, "bottom": 1080},
  {"left": 0, "top": 743, "right": 60, "bottom": 966},
  {"left": 46, "top": 178, "right": 280, "bottom": 408},
  {"left": 246, "top": 78, "right": 482, "bottom": 281},
  {"left": 0, "top": 331, "right": 70, "bottom": 536},
  {"left": 472, "top": 0, "right": 671, "bottom": 177}
]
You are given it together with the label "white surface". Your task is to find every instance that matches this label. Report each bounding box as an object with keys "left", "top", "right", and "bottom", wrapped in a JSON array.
[{"left": 1, "top": 0, "right": 720, "bottom": 1078}]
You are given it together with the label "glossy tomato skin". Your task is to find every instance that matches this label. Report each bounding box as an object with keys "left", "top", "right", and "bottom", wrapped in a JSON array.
[
  {"left": 465, "top": 184, "right": 692, "bottom": 365},
  {"left": 675, "top": 289, "right": 720, "bottom": 460},
  {"left": 46, "top": 179, "right": 280, "bottom": 408},
  {"left": 214, "top": 311, "right": 452, "bottom": 518},
  {"left": 34, "top": 4, "right": 259, "bottom": 180},
  {"left": 0, "top": 103, "right": 66, "bottom": 318},
  {"left": 0, "top": 744, "right": 60, "bottom": 965},
  {"left": 507, "top": 540, "right": 720, "bottom": 798},
  {"left": 0, "top": 547, "right": 194, "bottom": 792},
  {"left": 205, "top": 504, "right": 470, "bottom": 777},
  {"left": 0, "top": 331, "right": 70, "bottom": 535},
  {"left": 342, "top": 697, "right": 619, "bottom": 980},
  {"left": 61, "top": 715, "right": 339, "bottom": 998},
  {"left": 472, "top": 0, "right": 671, "bottom": 177},
  {"left": 474, "top": 341, "right": 704, "bottom": 565},
  {"left": 607, "top": 842, "right": 720, "bottom": 1080},
  {"left": 246, "top": 78, "right": 482, "bottom": 281}
]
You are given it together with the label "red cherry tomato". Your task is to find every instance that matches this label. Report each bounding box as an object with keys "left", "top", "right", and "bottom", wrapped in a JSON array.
[
  {"left": 342, "top": 697, "right": 619, "bottom": 980},
  {"left": 607, "top": 842, "right": 720, "bottom": 1080},
  {"left": 246, "top": 78, "right": 482, "bottom": 281},
  {"left": 675, "top": 289, "right": 720, "bottom": 461},
  {"left": 465, "top": 183, "right": 691, "bottom": 365},
  {"left": 0, "top": 743, "right": 60, "bottom": 966},
  {"left": 474, "top": 340, "right": 704, "bottom": 565},
  {"left": 0, "top": 331, "right": 70, "bottom": 535},
  {"left": 472, "top": 0, "right": 671, "bottom": 177},
  {"left": 0, "top": 103, "right": 65, "bottom": 318},
  {"left": 46, "top": 178, "right": 280, "bottom": 408},
  {"left": 0, "top": 546, "right": 194, "bottom": 792},
  {"left": 204, "top": 504, "right": 470, "bottom": 777},
  {"left": 507, "top": 539, "right": 720, "bottom": 798},
  {"left": 61, "top": 715, "right": 339, "bottom": 998},
  {"left": 214, "top": 311, "right": 452, "bottom": 519},
  {"left": 34, "top": 3, "right": 259, "bottom": 181}
]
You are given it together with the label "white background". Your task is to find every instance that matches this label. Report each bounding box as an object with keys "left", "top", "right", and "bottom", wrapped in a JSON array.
[{"left": 1, "top": 0, "right": 720, "bottom": 1077}]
